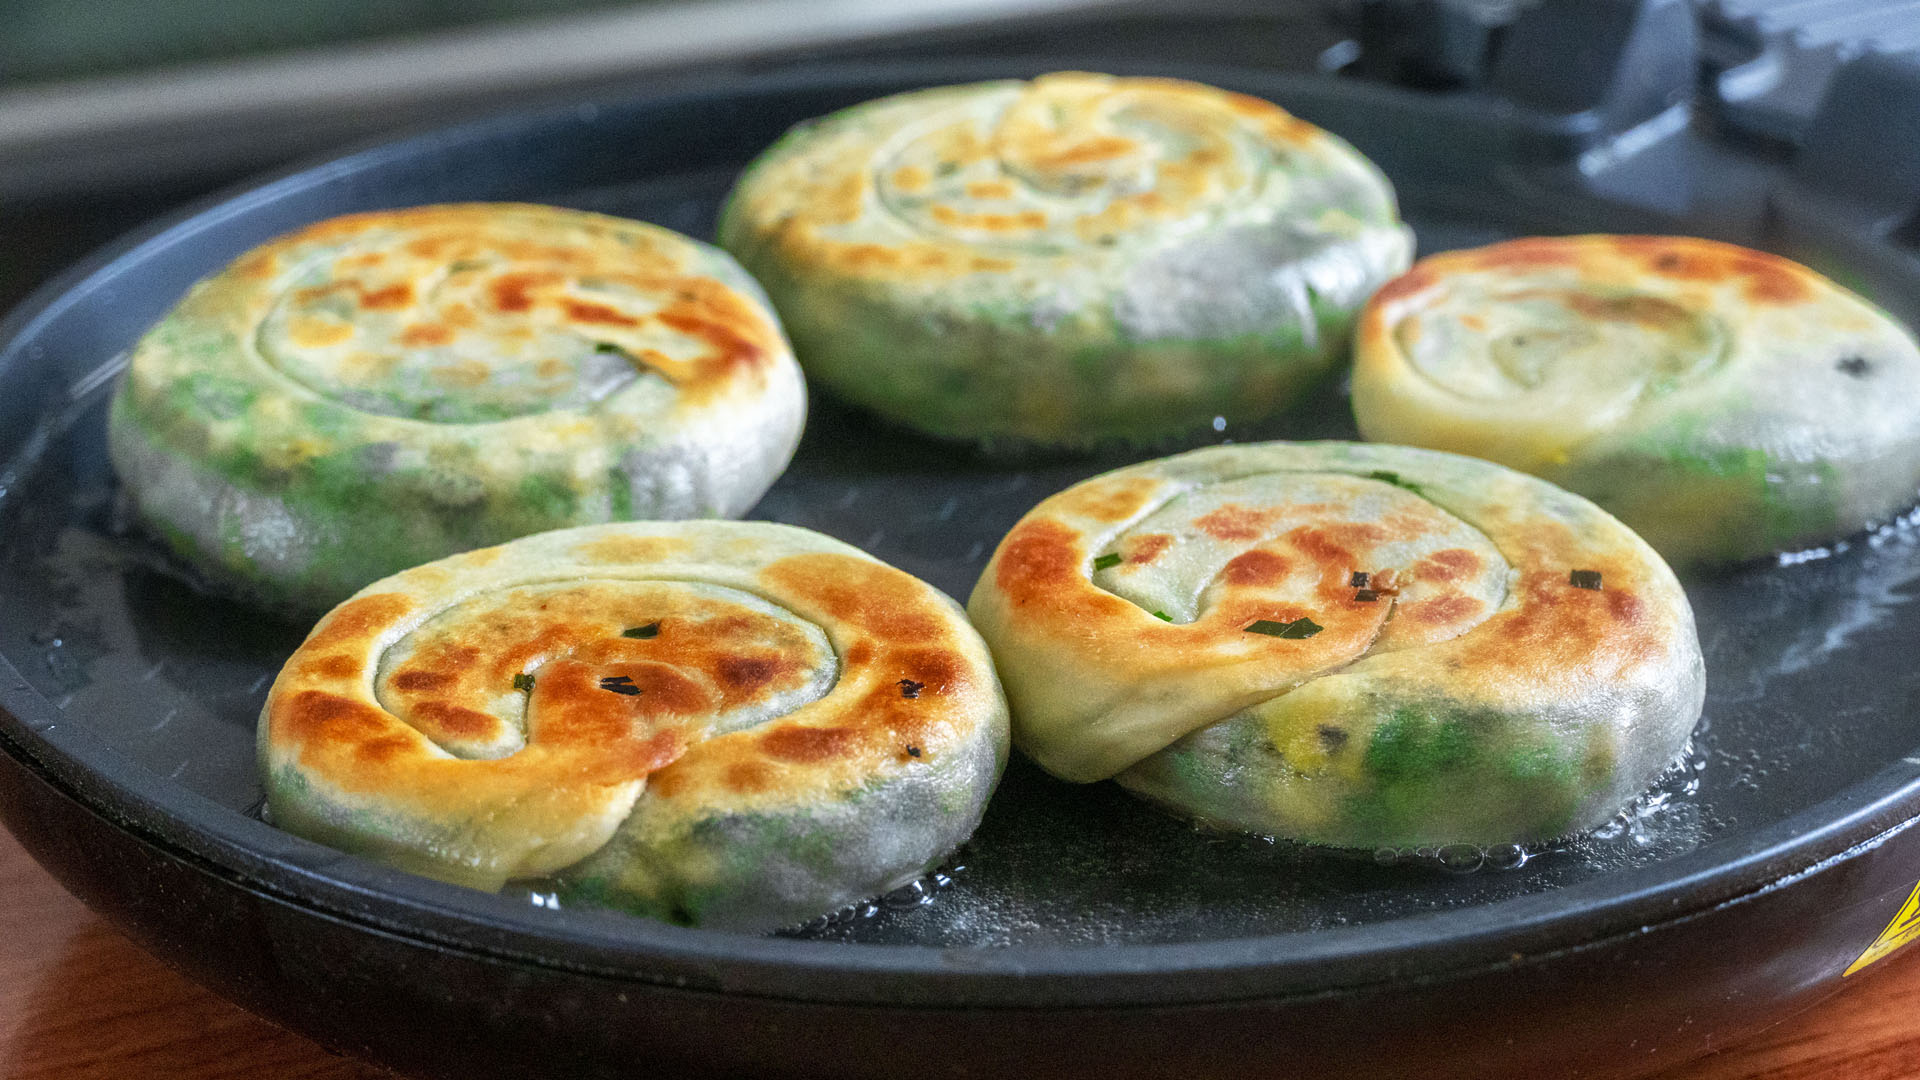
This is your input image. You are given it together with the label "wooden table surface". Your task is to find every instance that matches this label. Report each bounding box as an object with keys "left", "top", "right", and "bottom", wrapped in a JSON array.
[{"left": 4, "top": 825, "right": 1917, "bottom": 1080}]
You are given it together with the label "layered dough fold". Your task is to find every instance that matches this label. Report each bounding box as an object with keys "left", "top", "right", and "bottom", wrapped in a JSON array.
[
  {"left": 262, "top": 521, "right": 1008, "bottom": 930},
  {"left": 968, "top": 442, "right": 1704, "bottom": 848}
]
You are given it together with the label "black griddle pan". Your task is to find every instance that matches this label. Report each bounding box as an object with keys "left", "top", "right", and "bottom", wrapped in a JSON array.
[{"left": 5, "top": 52, "right": 1920, "bottom": 1080}]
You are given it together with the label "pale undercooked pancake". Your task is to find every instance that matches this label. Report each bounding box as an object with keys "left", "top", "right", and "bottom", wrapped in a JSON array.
[
  {"left": 1352, "top": 235, "right": 1920, "bottom": 565},
  {"left": 260, "top": 521, "right": 1009, "bottom": 931},
  {"left": 967, "top": 441, "right": 1703, "bottom": 849},
  {"left": 109, "top": 203, "right": 807, "bottom": 610},
  {"left": 719, "top": 71, "right": 1413, "bottom": 450}
]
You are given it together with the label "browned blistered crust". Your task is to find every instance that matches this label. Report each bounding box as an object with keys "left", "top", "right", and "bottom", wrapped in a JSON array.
[
  {"left": 207, "top": 203, "right": 785, "bottom": 406},
  {"left": 968, "top": 443, "right": 1694, "bottom": 784},
  {"left": 262, "top": 524, "right": 1001, "bottom": 881}
]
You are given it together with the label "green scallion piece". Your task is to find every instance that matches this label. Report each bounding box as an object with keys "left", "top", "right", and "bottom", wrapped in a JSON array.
[
  {"left": 623, "top": 622, "right": 661, "bottom": 639},
  {"left": 512, "top": 673, "right": 535, "bottom": 692},
  {"left": 1246, "top": 617, "right": 1324, "bottom": 639},
  {"left": 1092, "top": 553, "right": 1123, "bottom": 571},
  {"left": 1152, "top": 610, "right": 1172, "bottom": 621}
]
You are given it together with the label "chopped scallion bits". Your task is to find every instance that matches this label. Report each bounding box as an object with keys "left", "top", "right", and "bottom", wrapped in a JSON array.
[
  {"left": 1569, "top": 569, "right": 1603, "bottom": 591},
  {"left": 1152, "top": 610, "right": 1172, "bottom": 621},
  {"left": 512, "top": 673, "right": 535, "bottom": 692},
  {"left": 1092, "top": 553, "right": 1123, "bottom": 571},
  {"left": 1354, "top": 590, "right": 1379, "bottom": 603},
  {"left": 623, "top": 622, "right": 661, "bottom": 639},
  {"left": 1246, "top": 617, "right": 1324, "bottom": 639},
  {"left": 1350, "top": 571, "right": 1370, "bottom": 588},
  {"left": 594, "top": 341, "right": 629, "bottom": 355}
]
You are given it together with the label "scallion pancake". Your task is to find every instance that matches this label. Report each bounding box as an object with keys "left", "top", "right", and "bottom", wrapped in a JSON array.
[{"left": 967, "top": 441, "right": 1703, "bottom": 849}]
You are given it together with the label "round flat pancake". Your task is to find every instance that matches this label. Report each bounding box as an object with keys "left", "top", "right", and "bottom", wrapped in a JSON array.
[
  {"left": 1352, "top": 235, "right": 1920, "bottom": 564},
  {"left": 967, "top": 441, "right": 1704, "bottom": 848},
  {"left": 720, "top": 71, "right": 1413, "bottom": 449},
  {"left": 260, "top": 520, "right": 1008, "bottom": 931},
  {"left": 110, "top": 203, "right": 807, "bottom": 609}
]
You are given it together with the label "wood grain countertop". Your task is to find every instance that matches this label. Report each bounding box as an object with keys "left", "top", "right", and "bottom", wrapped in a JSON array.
[{"left": 4, "top": 824, "right": 1917, "bottom": 1080}]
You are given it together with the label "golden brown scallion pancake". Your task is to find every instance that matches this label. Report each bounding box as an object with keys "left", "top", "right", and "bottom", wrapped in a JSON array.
[
  {"left": 719, "top": 72, "right": 1413, "bottom": 450},
  {"left": 967, "top": 441, "right": 1703, "bottom": 848},
  {"left": 1352, "top": 235, "right": 1920, "bottom": 564},
  {"left": 110, "top": 203, "right": 807, "bottom": 610},
  {"left": 260, "top": 521, "right": 1008, "bottom": 931}
]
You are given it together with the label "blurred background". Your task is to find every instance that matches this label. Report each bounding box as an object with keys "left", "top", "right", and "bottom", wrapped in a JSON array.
[{"left": 4, "top": 0, "right": 1916, "bottom": 316}]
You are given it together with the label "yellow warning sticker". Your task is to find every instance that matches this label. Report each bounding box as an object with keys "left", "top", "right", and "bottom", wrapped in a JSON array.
[{"left": 1844, "top": 879, "right": 1920, "bottom": 977}]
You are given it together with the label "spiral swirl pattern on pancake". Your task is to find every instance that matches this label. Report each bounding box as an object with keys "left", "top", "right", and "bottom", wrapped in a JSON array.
[
  {"left": 261, "top": 521, "right": 1008, "bottom": 931},
  {"left": 1353, "top": 235, "right": 1920, "bottom": 564},
  {"left": 720, "top": 72, "right": 1413, "bottom": 448},
  {"left": 110, "top": 203, "right": 806, "bottom": 609},
  {"left": 967, "top": 442, "right": 1703, "bottom": 848}
]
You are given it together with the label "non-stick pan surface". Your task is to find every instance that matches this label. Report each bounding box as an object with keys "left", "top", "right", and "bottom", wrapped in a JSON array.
[{"left": 4, "top": 57, "right": 1920, "bottom": 1079}]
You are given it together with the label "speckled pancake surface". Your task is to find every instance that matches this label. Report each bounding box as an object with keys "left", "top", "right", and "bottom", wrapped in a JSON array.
[
  {"left": 260, "top": 521, "right": 1009, "bottom": 932},
  {"left": 1352, "top": 235, "right": 1920, "bottom": 565},
  {"left": 967, "top": 442, "right": 1703, "bottom": 849},
  {"left": 719, "top": 71, "right": 1413, "bottom": 449},
  {"left": 109, "top": 203, "right": 807, "bottom": 610}
]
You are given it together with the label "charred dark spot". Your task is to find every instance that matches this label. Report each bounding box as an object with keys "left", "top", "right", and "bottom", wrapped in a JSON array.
[
  {"left": 599, "top": 675, "right": 642, "bottom": 696},
  {"left": 717, "top": 655, "right": 781, "bottom": 690},
  {"left": 907, "top": 745, "right": 923, "bottom": 757},
  {"left": 1838, "top": 355, "right": 1872, "bottom": 378},
  {"left": 899, "top": 678, "right": 925, "bottom": 699},
  {"left": 1350, "top": 571, "right": 1370, "bottom": 588}
]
